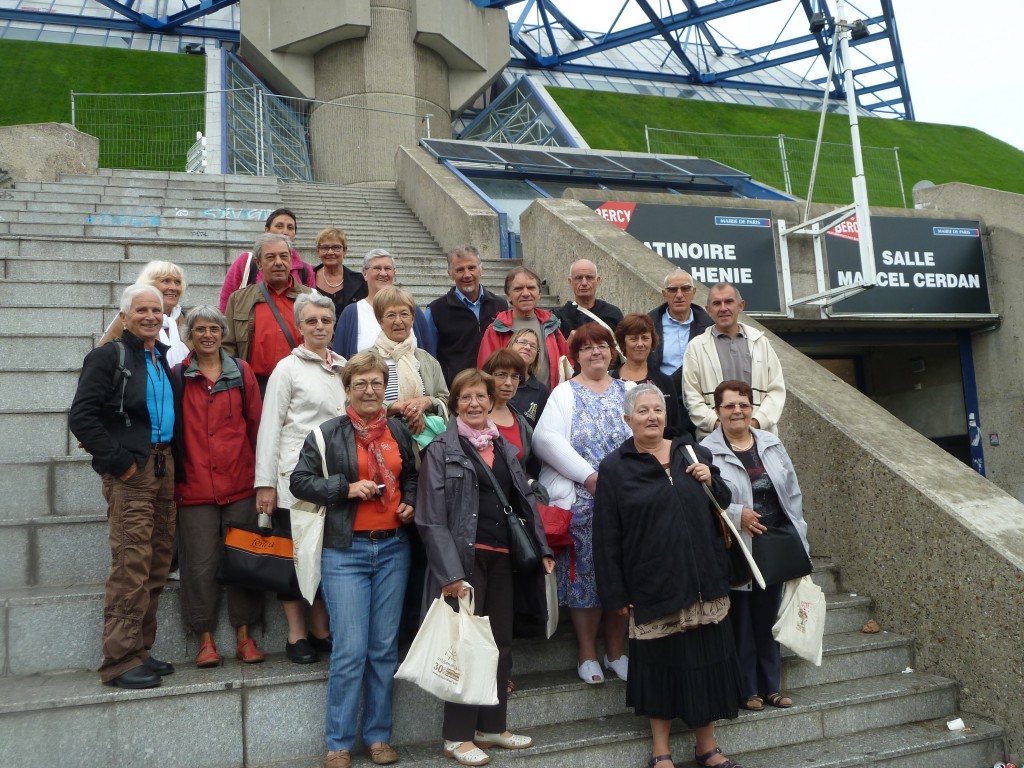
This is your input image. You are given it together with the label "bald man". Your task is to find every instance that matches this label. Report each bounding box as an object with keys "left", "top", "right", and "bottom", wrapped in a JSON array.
[{"left": 553, "top": 259, "right": 624, "bottom": 344}]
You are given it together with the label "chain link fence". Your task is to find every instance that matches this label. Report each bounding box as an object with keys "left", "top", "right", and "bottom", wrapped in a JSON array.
[{"left": 646, "top": 126, "right": 907, "bottom": 208}]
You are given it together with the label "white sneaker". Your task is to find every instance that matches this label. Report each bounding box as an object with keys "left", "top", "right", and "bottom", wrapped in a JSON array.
[
  {"left": 604, "top": 653, "right": 629, "bottom": 681},
  {"left": 578, "top": 658, "right": 605, "bottom": 684}
]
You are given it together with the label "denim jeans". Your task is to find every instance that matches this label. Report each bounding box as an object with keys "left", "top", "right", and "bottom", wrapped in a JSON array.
[{"left": 320, "top": 530, "right": 410, "bottom": 752}]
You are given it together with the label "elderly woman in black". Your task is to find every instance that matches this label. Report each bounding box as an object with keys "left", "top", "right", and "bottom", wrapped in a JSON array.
[
  {"left": 417, "top": 369, "right": 555, "bottom": 767},
  {"left": 594, "top": 383, "right": 745, "bottom": 768}
]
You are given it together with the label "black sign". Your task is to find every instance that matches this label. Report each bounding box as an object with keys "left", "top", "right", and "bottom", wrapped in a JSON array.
[
  {"left": 826, "top": 215, "right": 990, "bottom": 315},
  {"left": 587, "top": 201, "right": 781, "bottom": 313}
]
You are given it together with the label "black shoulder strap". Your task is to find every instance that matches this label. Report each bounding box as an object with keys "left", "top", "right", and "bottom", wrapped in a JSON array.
[
  {"left": 257, "top": 282, "right": 298, "bottom": 349},
  {"left": 111, "top": 341, "right": 132, "bottom": 427},
  {"left": 235, "top": 358, "right": 248, "bottom": 415}
]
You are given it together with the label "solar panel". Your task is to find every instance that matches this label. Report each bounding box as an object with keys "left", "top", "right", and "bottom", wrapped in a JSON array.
[
  {"left": 488, "top": 146, "right": 566, "bottom": 168},
  {"left": 664, "top": 158, "right": 749, "bottom": 178},
  {"left": 421, "top": 139, "right": 500, "bottom": 163},
  {"left": 541, "top": 151, "right": 632, "bottom": 173},
  {"left": 605, "top": 156, "right": 681, "bottom": 176}
]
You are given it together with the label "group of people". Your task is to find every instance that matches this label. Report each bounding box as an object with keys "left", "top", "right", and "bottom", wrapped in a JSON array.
[{"left": 69, "top": 206, "right": 809, "bottom": 768}]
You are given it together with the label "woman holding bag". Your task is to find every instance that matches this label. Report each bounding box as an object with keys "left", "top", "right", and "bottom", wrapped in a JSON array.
[
  {"left": 417, "top": 369, "right": 554, "bottom": 767},
  {"left": 701, "top": 380, "right": 810, "bottom": 713},
  {"left": 290, "top": 351, "right": 419, "bottom": 768}
]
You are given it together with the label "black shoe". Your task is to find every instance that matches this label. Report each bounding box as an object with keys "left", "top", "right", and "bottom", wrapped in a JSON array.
[
  {"left": 142, "top": 656, "right": 175, "bottom": 676},
  {"left": 104, "top": 666, "right": 161, "bottom": 689},
  {"left": 308, "top": 634, "right": 333, "bottom": 654},
  {"left": 285, "top": 638, "right": 319, "bottom": 664}
]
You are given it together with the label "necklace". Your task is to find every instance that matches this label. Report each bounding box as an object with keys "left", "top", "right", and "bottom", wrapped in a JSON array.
[
  {"left": 728, "top": 432, "right": 754, "bottom": 451},
  {"left": 321, "top": 271, "right": 343, "bottom": 288}
]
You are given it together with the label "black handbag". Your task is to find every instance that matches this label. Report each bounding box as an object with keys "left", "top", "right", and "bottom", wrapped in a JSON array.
[
  {"left": 474, "top": 454, "right": 541, "bottom": 576},
  {"left": 217, "top": 518, "right": 300, "bottom": 596},
  {"left": 751, "top": 513, "right": 812, "bottom": 586}
]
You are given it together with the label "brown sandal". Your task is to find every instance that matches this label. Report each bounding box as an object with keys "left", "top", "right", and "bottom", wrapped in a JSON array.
[
  {"left": 742, "top": 694, "right": 764, "bottom": 711},
  {"left": 647, "top": 754, "right": 673, "bottom": 767},
  {"left": 766, "top": 692, "right": 792, "bottom": 708}
]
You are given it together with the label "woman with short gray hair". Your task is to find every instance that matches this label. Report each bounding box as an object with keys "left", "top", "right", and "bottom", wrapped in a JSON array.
[
  {"left": 173, "top": 305, "right": 266, "bottom": 668},
  {"left": 332, "top": 248, "right": 437, "bottom": 359}
]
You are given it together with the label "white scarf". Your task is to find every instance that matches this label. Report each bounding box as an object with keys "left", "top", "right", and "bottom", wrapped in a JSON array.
[
  {"left": 161, "top": 306, "right": 190, "bottom": 366},
  {"left": 374, "top": 331, "right": 422, "bottom": 401}
]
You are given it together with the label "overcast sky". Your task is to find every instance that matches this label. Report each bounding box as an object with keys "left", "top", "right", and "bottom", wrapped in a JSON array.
[{"left": 531, "top": 1, "right": 1024, "bottom": 151}]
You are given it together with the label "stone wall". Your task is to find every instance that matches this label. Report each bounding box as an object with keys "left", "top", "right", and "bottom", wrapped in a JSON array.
[
  {"left": 0, "top": 124, "right": 98, "bottom": 184},
  {"left": 521, "top": 196, "right": 1024, "bottom": 756}
]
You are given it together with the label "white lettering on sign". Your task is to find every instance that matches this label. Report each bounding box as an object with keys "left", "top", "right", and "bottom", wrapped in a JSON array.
[
  {"left": 838, "top": 270, "right": 980, "bottom": 289},
  {"left": 881, "top": 250, "right": 935, "bottom": 266},
  {"left": 643, "top": 242, "right": 737, "bottom": 260},
  {"left": 690, "top": 266, "right": 754, "bottom": 284},
  {"left": 597, "top": 207, "right": 632, "bottom": 224}
]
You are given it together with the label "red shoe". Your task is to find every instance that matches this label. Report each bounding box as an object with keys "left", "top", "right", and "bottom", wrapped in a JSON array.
[
  {"left": 196, "top": 640, "right": 221, "bottom": 668},
  {"left": 236, "top": 637, "right": 265, "bottom": 664}
]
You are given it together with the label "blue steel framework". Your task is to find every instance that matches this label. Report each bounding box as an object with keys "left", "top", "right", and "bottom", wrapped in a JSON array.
[
  {"left": 0, "top": 1, "right": 912, "bottom": 119},
  {"left": 472, "top": 0, "right": 913, "bottom": 120}
]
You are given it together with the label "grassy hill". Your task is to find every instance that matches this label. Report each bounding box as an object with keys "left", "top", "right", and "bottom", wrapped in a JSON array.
[
  {"left": 549, "top": 87, "right": 1024, "bottom": 207},
  {"left": 0, "top": 39, "right": 205, "bottom": 171}
]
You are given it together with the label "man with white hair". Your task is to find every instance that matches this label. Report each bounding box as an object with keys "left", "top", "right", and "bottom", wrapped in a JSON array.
[
  {"left": 70, "top": 284, "right": 181, "bottom": 690},
  {"left": 554, "top": 258, "right": 624, "bottom": 344}
]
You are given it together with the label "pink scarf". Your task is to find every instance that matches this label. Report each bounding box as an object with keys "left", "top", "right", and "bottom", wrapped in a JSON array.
[{"left": 456, "top": 416, "right": 501, "bottom": 452}]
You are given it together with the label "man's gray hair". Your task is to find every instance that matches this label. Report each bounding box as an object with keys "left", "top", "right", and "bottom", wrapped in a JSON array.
[
  {"left": 294, "top": 292, "right": 336, "bottom": 326},
  {"left": 184, "top": 305, "right": 227, "bottom": 341},
  {"left": 447, "top": 245, "right": 480, "bottom": 268},
  {"left": 623, "top": 382, "right": 666, "bottom": 416},
  {"left": 253, "top": 232, "right": 291, "bottom": 261},
  {"left": 568, "top": 258, "right": 598, "bottom": 278},
  {"left": 662, "top": 268, "right": 693, "bottom": 289},
  {"left": 709, "top": 281, "right": 743, "bottom": 302},
  {"left": 363, "top": 248, "right": 395, "bottom": 270},
  {"left": 119, "top": 283, "right": 164, "bottom": 314}
]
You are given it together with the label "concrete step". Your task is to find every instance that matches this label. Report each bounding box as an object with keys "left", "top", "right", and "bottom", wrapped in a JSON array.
[
  {"left": 0, "top": 655, "right": 987, "bottom": 768},
  {"left": 0, "top": 334, "right": 95, "bottom": 369},
  {"left": 0, "top": 369, "right": 80, "bottom": 410},
  {"left": 0, "top": 280, "right": 220, "bottom": 309},
  {"left": 0, "top": 410, "right": 85, "bottom": 462},
  {"left": 0, "top": 456, "right": 96, "bottom": 519},
  {"left": 0, "top": 236, "right": 245, "bottom": 263}
]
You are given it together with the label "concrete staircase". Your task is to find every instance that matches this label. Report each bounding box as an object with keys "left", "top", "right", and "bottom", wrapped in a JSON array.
[{"left": 0, "top": 169, "right": 1006, "bottom": 767}]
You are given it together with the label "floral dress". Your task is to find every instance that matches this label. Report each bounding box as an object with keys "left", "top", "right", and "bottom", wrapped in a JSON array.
[{"left": 556, "top": 378, "right": 632, "bottom": 608}]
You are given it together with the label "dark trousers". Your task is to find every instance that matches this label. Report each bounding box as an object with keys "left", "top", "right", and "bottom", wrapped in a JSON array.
[
  {"left": 729, "top": 581, "right": 785, "bottom": 699},
  {"left": 442, "top": 548, "right": 514, "bottom": 742},
  {"left": 177, "top": 497, "right": 265, "bottom": 634},
  {"left": 98, "top": 447, "right": 176, "bottom": 682}
]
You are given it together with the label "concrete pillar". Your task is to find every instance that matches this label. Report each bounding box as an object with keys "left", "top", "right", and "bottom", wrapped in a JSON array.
[{"left": 240, "top": 0, "right": 508, "bottom": 185}]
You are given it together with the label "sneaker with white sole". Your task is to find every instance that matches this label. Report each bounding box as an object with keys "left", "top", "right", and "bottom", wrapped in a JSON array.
[
  {"left": 578, "top": 658, "right": 605, "bottom": 684},
  {"left": 604, "top": 653, "right": 629, "bottom": 681}
]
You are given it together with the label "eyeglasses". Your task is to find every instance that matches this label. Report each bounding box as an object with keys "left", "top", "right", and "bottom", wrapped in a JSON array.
[
  {"left": 571, "top": 274, "right": 598, "bottom": 283},
  {"left": 719, "top": 402, "right": 752, "bottom": 411},
  {"left": 664, "top": 285, "right": 695, "bottom": 294},
  {"left": 492, "top": 372, "right": 522, "bottom": 382},
  {"left": 350, "top": 380, "right": 386, "bottom": 392},
  {"left": 301, "top": 317, "right": 334, "bottom": 327},
  {"left": 458, "top": 393, "right": 491, "bottom": 404},
  {"left": 579, "top": 343, "right": 611, "bottom": 354},
  {"left": 511, "top": 340, "right": 539, "bottom": 351},
  {"left": 318, "top": 244, "right": 346, "bottom": 253},
  {"left": 190, "top": 324, "right": 222, "bottom": 335},
  {"left": 382, "top": 311, "right": 413, "bottom": 322}
]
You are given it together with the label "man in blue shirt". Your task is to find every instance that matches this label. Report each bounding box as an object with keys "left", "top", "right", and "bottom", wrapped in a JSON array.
[{"left": 70, "top": 284, "right": 180, "bottom": 690}]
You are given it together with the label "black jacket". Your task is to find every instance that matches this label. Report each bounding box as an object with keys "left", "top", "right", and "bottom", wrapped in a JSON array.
[
  {"left": 553, "top": 299, "right": 624, "bottom": 338},
  {"left": 314, "top": 263, "right": 368, "bottom": 319},
  {"left": 647, "top": 303, "right": 713, "bottom": 437},
  {"left": 69, "top": 330, "right": 180, "bottom": 478},
  {"left": 593, "top": 435, "right": 732, "bottom": 625},
  {"left": 610, "top": 364, "right": 681, "bottom": 438},
  {"left": 427, "top": 286, "right": 507, "bottom": 386},
  {"left": 289, "top": 414, "right": 418, "bottom": 550}
]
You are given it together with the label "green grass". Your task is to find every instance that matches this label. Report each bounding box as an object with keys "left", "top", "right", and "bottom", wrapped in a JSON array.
[
  {"left": 0, "top": 39, "right": 205, "bottom": 171},
  {"left": 549, "top": 87, "right": 1024, "bottom": 206}
]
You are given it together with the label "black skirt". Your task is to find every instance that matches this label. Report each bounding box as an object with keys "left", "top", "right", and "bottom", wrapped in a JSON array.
[{"left": 626, "top": 619, "right": 743, "bottom": 726}]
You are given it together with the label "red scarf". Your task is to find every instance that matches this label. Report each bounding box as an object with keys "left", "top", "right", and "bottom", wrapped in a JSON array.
[{"left": 346, "top": 406, "right": 399, "bottom": 509}]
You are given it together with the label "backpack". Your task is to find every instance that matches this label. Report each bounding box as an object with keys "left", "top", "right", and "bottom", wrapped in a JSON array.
[{"left": 110, "top": 340, "right": 133, "bottom": 427}]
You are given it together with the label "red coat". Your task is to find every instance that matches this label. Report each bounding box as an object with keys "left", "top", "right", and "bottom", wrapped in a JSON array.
[
  {"left": 174, "top": 353, "right": 263, "bottom": 506},
  {"left": 476, "top": 308, "right": 571, "bottom": 391}
]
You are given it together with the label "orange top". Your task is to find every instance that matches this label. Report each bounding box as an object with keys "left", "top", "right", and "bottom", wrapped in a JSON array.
[
  {"left": 352, "top": 431, "right": 404, "bottom": 531},
  {"left": 250, "top": 280, "right": 299, "bottom": 377}
]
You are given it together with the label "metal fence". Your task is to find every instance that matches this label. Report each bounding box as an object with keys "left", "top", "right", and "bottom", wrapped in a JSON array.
[
  {"left": 646, "top": 126, "right": 907, "bottom": 208},
  {"left": 71, "top": 85, "right": 433, "bottom": 181}
]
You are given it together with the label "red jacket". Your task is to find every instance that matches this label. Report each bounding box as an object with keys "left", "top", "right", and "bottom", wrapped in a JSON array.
[
  {"left": 173, "top": 352, "right": 263, "bottom": 506},
  {"left": 476, "top": 308, "right": 571, "bottom": 391}
]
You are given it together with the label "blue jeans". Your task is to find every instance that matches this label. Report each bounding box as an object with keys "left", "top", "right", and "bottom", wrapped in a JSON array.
[{"left": 320, "top": 531, "right": 410, "bottom": 752}]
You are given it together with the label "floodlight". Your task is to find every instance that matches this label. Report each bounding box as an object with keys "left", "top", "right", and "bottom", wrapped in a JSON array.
[
  {"left": 809, "top": 13, "right": 828, "bottom": 34},
  {"left": 850, "top": 20, "right": 869, "bottom": 41}
]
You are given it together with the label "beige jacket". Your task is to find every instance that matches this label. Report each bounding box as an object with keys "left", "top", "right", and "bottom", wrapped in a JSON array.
[
  {"left": 254, "top": 346, "right": 347, "bottom": 508},
  {"left": 682, "top": 322, "right": 786, "bottom": 438}
]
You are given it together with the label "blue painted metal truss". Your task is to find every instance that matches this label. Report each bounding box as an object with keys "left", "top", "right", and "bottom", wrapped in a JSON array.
[
  {"left": 471, "top": 0, "right": 914, "bottom": 120},
  {"left": 0, "top": 1, "right": 239, "bottom": 42}
]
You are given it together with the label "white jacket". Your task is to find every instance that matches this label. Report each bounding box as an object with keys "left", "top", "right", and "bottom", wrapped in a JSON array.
[
  {"left": 255, "top": 346, "right": 347, "bottom": 508},
  {"left": 682, "top": 323, "right": 785, "bottom": 438},
  {"left": 533, "top": 378, "right": 633, "bottom": 509}
]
